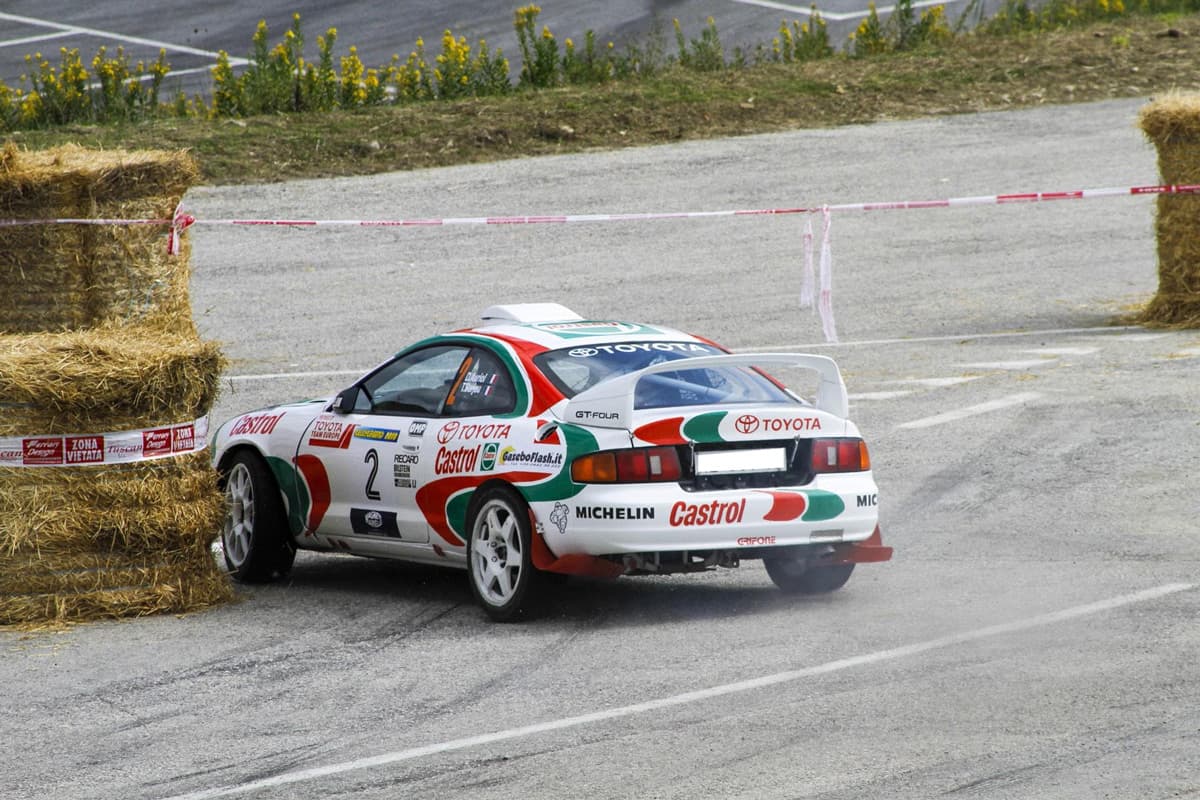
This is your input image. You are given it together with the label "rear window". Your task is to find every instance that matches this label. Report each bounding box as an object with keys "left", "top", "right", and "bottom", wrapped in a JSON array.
[{"left": 533, "top": 341, "right": 798, "bottom": 410}]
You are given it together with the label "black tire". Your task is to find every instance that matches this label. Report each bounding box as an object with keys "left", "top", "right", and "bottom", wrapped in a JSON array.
[
  {"left": 763, "top": 556, "right": 854, "bottom": 594},
  {"left": 466, "top": 486, "right": 543, "bottom": 622},
  {"left": 220, "top": 450, "right": 296, "bottom": 583}
]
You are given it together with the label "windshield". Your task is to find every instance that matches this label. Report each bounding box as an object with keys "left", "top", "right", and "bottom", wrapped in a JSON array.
[{"left": 533, "top": 341, "right": 799, "bottom": 410}]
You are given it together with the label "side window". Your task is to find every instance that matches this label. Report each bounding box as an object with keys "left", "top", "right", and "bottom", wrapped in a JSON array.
[
  {"left": 442, "top": 348, "right": 517, "bottom": 417},
  {"left": 362, "top": 345, "right": 471, "bottom": 416}
]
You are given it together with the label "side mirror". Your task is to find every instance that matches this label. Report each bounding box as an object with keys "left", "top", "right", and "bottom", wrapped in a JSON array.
[{"left": 333, "top": 388, "right": 358, "bottom": 414}]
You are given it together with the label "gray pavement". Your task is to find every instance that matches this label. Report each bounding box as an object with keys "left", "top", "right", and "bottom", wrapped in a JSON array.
[{"left": 2, "top": 97, "right": 1198, "bottom": 800}]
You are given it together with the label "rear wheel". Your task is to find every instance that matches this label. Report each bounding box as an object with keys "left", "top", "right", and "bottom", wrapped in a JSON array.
[
  {"left": 466, "top": 487, "right": 542, "bottom": 622},
  {"left": 221, "top": 451, "right": 295, "bottom": 582},
  {"left": 763, "top": 556, "right": 854, "bottom": 594}
]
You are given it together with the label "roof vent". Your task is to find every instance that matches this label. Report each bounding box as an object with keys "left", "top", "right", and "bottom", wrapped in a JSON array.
[{"left": 479, "top": 303, "right": 584, "bottom": 325}]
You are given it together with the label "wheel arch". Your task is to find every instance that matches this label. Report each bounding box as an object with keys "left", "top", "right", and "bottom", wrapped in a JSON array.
[
  {"left": 217, "top": 444, "right": 298, "bottom": 582},
  {"left": 217, "top": 444, "right": 307, "bottom": 537},
  {"left": 464, "top": 477, "right": 530, "bottom": 522},
  {"left": 215, "top": 443, "right": 263, "bottom": 487}
]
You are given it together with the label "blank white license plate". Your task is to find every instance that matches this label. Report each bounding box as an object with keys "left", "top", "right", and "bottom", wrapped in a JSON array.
[{"left": 694, "top": 448, "right": 786, "bottom": 475}]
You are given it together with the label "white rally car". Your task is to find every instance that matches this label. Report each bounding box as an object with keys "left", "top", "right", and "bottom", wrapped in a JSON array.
[{"left": 213, "top": 304, "right": 891, "bottom": 621}]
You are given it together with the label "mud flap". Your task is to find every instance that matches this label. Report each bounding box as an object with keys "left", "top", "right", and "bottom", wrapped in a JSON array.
[
  {"left": 528, "top": 509, "right": 626, "bottom": 578},
  {"left": 832, "top": 525, "right": 893, "bottom": 564}
]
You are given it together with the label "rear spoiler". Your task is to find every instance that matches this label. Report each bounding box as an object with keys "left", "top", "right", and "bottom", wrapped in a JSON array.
[{"left": 558, "top": 353, "right": 849, "bottom": 430}]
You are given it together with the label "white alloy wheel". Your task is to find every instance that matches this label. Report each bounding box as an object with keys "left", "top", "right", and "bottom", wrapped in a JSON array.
[
  {"left": 223, "top": 461, "right": 255, "bottom": 570},
  {"left": 219, "top": 451, "right": 295, "bottom": 582},
  {"left": 467, "top": 488, "right": 541, "bottom": 621},
  {"left": 470, "top": 498, "right": 524, "bottom": 606}
]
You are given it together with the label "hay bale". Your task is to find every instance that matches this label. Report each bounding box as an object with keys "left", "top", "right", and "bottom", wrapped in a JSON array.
[
  {"left": 0, "top": 143, "right": 199, "bottom": 334},
  {"left": 0, "top": 324, "right": 225, "bottom": 436},
  {"left": 1138, "top": 93, "right": 1200, "bottom": 327},
  {"left": 0, "top": 452, "right": 223, "bottom": 555},
  {"left": 0, "top": 452, "right": 233, "bottom": 626},
  {"left": 0, "top": 559, "right": 234, "bottom": 627},
  {"left": 0, "top": 144, "right": 234, "bottom": 626}
]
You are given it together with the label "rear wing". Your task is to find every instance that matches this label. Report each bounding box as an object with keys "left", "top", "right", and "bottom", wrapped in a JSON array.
[{"left": 558, "top": 353, "right": 849, "bottom": 430}]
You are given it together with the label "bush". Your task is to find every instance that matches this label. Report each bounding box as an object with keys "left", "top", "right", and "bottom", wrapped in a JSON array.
[
  {"left": 675, "top": 16, "right": 726, "bottom": 71},
  {"left": 774, "top": 14, "right": 835, "bottom": 62},
  {"left": 0, "top": 0, "right": 1188, "bottom": 132},
  {"left": 852, "top": 0, "right": 952, "bottom": 56}
]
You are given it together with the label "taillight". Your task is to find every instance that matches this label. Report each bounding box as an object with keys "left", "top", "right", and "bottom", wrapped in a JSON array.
[
  {"left": 571, "top": 446, "right": 683, "bottom": 483},
  {"left": 811, "top": 438, "right": 870, "bottom": 473}
]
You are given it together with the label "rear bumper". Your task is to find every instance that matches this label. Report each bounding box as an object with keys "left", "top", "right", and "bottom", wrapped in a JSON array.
[{"left": 529, "top": 473, "right": 880, "bottom": 557}]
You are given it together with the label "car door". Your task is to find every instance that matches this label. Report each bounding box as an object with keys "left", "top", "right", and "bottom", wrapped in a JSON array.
[
  {"left": 296, "top": 344, "right": 477, "bottom": 548},
  {"left": 408, "top": 345, "right": 520, "bottom": 548}
]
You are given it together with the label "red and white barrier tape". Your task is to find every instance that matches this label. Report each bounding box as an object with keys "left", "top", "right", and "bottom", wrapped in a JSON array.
[
  {"left": 161, "top": 182, "right": 1200, "bottom": 231},
  {"left": 1, "top": 183, "right": 1197, "bottom": 236},
  {"left": 0, "top": 416, "right": 208, "bottom": 468},
  {"left": 2, "top": 182, "right": 1197, "bottom": 344}
]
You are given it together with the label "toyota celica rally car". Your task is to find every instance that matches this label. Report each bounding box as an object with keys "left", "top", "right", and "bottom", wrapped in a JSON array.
[{"left": 213, "top": 304, "right": 891, "bottom": 621}]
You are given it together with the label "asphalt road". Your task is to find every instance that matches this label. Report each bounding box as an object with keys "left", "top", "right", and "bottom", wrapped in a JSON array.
[{"left": 3, "top": 97, "right": 1199, "bottom": 799}]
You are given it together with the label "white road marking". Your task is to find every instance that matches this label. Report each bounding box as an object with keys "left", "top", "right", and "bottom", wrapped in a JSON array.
[
  {"left": 958, "top": 359, "right": 1056, "bottom": 370},
  {"left": 159, "top": 582, "right": 1194, "bottom": 800},
  {"left": 850, "top": 390, "right": 912, "bottom": 401},
  {"left": 0, "top": 12, "right": 249, "bottom": 64},
  {"left": 1091, "top": 332, "right": 1169, "bottom": 342},
  {"left": 1019, "top": 347, "right": 1098, "bottom": 356},
  {"left": 226, "top": 369, "right": 362, "bottom": 382},
  {"left": 730, "top": 0, "right": 949, "bottom": 22},
  {"left": 738, "top": 324, "right": 1145, "bottom": 351},
  {"left": 896, "top": 391, "right": 1042, "bottom": 429},
  {"left": 881, "top": 377, "right": 981, "bottom": 387},
  {"left": 0, "top": 30, "right": 76, "bottom": 49}
]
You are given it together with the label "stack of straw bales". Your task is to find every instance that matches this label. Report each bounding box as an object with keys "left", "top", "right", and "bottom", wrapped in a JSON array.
[
  {"left": 0, "top": 144, "right": 232, "bottom": 626},
  {"left": 1139, "top": 93, "right": 1200, "bottom": 327}
]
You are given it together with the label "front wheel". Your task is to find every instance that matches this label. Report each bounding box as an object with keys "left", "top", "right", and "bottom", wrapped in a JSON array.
[
  {"left": 763, "top": 556, "right": 854, "bottom": 594},
  {"left": 221, "top": 450, "right": 296, "bottom": 582},
  {"left": 466, "top": 487, "right": 542, "bottom": 622}
]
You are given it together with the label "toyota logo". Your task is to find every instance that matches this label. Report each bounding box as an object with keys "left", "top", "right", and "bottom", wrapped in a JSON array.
[
  {"left": 568, "top": 347, "right": 598, "bottom": 357},
  {"left": 436, "top": 421, "right": 459, "bottom": 444},
  {"left": 735, "top": 414, "right": 760, "bottom": 434}
]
